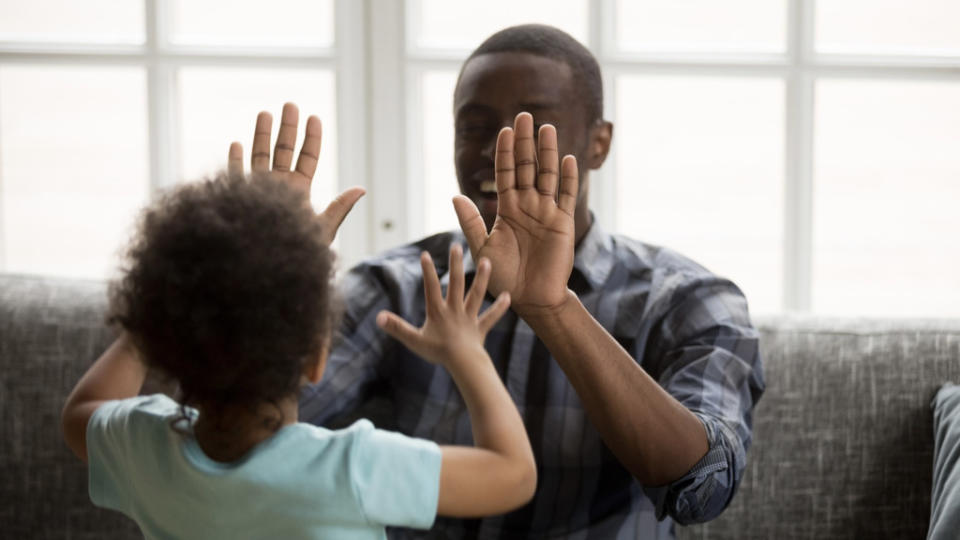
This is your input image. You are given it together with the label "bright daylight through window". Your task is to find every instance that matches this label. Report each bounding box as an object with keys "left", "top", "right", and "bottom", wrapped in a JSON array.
[{"left": 0, "top": 0, "right": 957, "bottom": 317}]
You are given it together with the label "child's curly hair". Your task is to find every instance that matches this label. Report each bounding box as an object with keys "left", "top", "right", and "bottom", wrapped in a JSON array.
[{"left": 109, "top": 171, "right": 337, "bottom": 413}]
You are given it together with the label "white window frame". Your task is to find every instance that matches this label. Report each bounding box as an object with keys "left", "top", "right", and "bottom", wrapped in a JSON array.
[{"left": 2, "top": 0, "right": 958, "bottom": 311}]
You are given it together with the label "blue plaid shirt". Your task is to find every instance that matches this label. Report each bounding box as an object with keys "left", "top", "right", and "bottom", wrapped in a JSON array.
[{"left": 301, "top": 220, "right": 764, "bottom": 539}]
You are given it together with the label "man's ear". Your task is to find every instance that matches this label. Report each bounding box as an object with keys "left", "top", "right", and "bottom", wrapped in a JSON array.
[{"left": 587, "top": 120, "right": 613, "bottom": 170}]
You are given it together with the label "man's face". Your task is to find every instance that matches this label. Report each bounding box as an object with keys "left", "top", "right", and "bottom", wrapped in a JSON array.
[{"left": 453, "top": 52, "right": 592, "bottom": 232}]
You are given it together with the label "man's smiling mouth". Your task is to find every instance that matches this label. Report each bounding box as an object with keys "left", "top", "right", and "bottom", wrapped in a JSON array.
[{"left": 480, "top": 180, "right": 497, "bottom": 194}]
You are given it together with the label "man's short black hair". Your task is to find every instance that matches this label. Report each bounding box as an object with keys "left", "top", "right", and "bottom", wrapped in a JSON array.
[{"left": 462, "top": 24, "right": 604, "bottom": 123}]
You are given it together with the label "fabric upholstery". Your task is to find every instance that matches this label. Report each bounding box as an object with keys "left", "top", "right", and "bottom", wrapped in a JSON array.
[
  {"left": 928, "top": 383, "right": 960, "bottom": 539},
  {"left": 678, "top": 316, "right": 960, "bottom": 540},
  {"left": 3, "top": 273, "right": 959, "bottom": 539},
  {"left": 0, "top": 274, "right": 168, "bottom": 540}
]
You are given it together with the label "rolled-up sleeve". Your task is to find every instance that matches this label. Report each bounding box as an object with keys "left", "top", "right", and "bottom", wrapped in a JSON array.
[{"left": 641, "top": 272, "right": 765, "bottom": 524}]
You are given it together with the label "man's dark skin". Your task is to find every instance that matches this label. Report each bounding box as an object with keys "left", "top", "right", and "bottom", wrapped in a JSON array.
[{"left": 236, "top": 51, "right": 711, "bottom": 487}]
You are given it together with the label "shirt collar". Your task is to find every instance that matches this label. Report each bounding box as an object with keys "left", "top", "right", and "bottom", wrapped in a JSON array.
[{"left": 572, "top": 213, "right": 615, "bottom": 292}]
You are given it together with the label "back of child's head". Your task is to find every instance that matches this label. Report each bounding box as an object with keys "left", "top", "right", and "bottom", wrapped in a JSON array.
[{"left": 109, "top": 171, "right": 336, "bottom": 411}]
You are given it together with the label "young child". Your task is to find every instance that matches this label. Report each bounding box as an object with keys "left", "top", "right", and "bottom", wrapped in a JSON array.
[{"left": 61, "top": 166, "right": 535, "bottom": 537}]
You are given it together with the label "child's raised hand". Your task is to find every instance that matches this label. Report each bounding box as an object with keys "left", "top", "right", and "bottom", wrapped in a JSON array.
[{"left": 376, "top": 244, "right": 510, "bottom": 366}]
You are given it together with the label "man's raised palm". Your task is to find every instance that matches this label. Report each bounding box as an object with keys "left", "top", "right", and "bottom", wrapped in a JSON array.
[{"left": 454, "top": 112, "right": 579, "bottom": 318}]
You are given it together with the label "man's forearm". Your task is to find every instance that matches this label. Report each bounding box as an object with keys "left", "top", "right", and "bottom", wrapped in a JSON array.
[{"left": 518, "top": 290, "right": 709, "bottom": 486}]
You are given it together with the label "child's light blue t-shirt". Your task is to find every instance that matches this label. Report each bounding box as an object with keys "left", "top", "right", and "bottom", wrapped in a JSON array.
[{"left": 86, "top": 394, "right": 442, "bottom": 539}]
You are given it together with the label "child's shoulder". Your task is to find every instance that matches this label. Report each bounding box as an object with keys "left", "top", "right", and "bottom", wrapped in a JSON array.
[
  {"left": 93, "top": 393, "right": 188, "bottom": 426},
  {"left": 290, "top": 418, "right": 436, "bottom": 460}
]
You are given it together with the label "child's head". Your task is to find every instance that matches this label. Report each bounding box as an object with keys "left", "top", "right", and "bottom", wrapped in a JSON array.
[{"left": 109, "top": 172, "right": 337, "bottom": 412}]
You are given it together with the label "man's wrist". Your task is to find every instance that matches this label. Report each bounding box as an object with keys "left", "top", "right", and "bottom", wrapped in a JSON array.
[{"left": 514, "top": 289, "right": 580, "bottom": 328}]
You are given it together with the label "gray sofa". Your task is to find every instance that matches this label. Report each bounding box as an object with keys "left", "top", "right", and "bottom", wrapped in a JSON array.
[{"left": 2, "top": 273, "right": 958, "bottom": 539}]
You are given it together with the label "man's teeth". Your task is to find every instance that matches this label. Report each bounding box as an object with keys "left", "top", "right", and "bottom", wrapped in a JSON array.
[{"left": 480, "top": 180, "right": 497, "bottom": 194}]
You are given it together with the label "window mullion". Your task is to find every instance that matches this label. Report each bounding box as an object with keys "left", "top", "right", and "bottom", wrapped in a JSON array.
[
  {"left": 333, "top": 0, "right": 371, "bottom": 268},
  {"left": 369, "top": 0, "right": 408, "bottom": 252},
  {"left": 784, "top": 0, "right": 815, "bottom": 312},
  {"left": 145, "top": 0, "right": 177, "bottom": 193},
  {"left": 591, "top": 0, "right": 618, "bottom": 234}
]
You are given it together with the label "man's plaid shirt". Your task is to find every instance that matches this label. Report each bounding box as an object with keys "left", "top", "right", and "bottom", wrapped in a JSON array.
[{"left": 300, "top": 219, "right": 765, "bottom": 539}]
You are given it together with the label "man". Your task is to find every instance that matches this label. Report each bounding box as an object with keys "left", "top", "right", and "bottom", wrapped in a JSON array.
[{"left": 235, "top": 24, "right": 763, "bottom": 539}]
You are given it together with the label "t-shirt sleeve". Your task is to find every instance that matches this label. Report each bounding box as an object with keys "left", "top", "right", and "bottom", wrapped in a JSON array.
[
  {"left": 86, "top": 394, "right": 179, "bottom": 512},
  {"left": 347, "top": 420, "right": 442, "bottom": 529},
  {"left": 87, "top": 398, "right": 137, "bottom": 511}
]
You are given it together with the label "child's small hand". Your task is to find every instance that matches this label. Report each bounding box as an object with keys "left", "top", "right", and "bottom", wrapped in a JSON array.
[{"left": 376, "top": 244, "right": 510, "bottom": 366}]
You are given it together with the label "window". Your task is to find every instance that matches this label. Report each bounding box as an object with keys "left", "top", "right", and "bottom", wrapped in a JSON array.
[
  {"left": 0, "top": 0, "right": 348, "bottom": 279},
  {"left": 403, "top": 0, "right": 960, "bottom": 317},
  {"left": 2, "top": 0, "right": 957, "bottom": 317}
]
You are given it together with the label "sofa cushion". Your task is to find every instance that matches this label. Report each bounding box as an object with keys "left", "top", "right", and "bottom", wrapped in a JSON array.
[
  {"left": 928, "top": 383, "right": 960, "bottom": 540},
  {"left": 678, "top": 316, "right": 960, "bottom": 540},
  {"left": 1, "top": 274, "right": 141, "bottom": 540}
]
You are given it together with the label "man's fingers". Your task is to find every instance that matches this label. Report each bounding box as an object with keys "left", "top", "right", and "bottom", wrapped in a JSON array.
[
  {"left": 453, "top": 195, "right": 488, "bottom": 260},
  {"left": 537, "top": 124, "right": 559, "bottom": 198},
  {"left": 272, "top": 102, "right": 299, "bottom": 173},
  {"left": 228, "top": 142, "right": 243, "bottom": 179},
  {"left": 448, "top": 244, "right": 464, "bottom": 307},
  {"left": 295, "top": 115, "right": 322, "bottom": 183},
  {"left": 479, "top": 292, "right": 511, "bottom": 334},
  {"left": 376, "top": 311, "right": 421, "bottom": 350},
  {"left": 251, "top": 111, "right": 272, "bottom": 172},
  {"left": 420, "top": 251, "right": 444, "bottom": 315},
  {"left": 514, "top": 113, "right": 536, "bottom": 190},
  {"left": 558, "top": 155, "right": 579, "bottom": 216},
  {"left": 495, "top": 127, "right": 516, "bottom": 193},
  {"left": 317, "top": 186, "right": 366, "bottom": 244},
  {"left": 465, "top": 257, "right": 490, "bottom": 315}
]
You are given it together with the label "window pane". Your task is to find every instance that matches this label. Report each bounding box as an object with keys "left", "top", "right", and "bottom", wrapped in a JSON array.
[
  {"left": 817, "top": 0, "right": 960, "bottom": 54},
  {"left": 420, "top": 70, "right": 460, "bottom": 238},
  {"left": 615, "top": 0, "right": 786, "bottom": 53},
  {"left": 0, "top": 0, "right": 143, "bottom": 43},
  {"left": 813, "top": 80, "right": 960, "bottom": 317},
  {"left": 170, "top": 0, "right": 334, "bottom": 47},
  {"left": 615, "top": 76, "right": 784, "bottom": 315},
  {"left": 410, "top": 0, "right": 588, "bottom": 51},
  {"left": 177, "top": 68, "right": 337, "bottom": 222},
  {"left": 0, "top": 66, "right": 149, "bottom": 279}
]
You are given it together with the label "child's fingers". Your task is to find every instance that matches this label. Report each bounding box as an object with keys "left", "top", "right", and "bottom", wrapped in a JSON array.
[
  {"left": 478, "top": 292, "right": 511, "bottom": 334},
  {"left": 376, "top": 311, "right": 422, "bottom": 349},
  {"left": 420, "top": 252, "right": 443, "bottom": 315},
  {"left": 465, "top": 257, "right": 491, "bottom": 315},
  {"left": 448, "top": 244, "right": 464, "bottom": 307}
]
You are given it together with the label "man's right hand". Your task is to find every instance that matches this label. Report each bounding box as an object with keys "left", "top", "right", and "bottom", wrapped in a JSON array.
[
  {"left": 228, "top": 102, "right": 365, "bottom": 246},
  {"left": 453, "top": 112, "right": 579, "bottom": 321}
]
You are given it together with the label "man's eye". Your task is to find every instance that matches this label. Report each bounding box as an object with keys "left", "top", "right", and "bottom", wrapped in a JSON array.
[{"left": 456, "top": 125, "right": 495, "bottom": 139}]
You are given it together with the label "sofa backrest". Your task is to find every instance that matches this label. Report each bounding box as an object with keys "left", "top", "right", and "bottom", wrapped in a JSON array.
[
  {"left": 678, "top": 315, "right": 960, "bottom": 540},
  {"left": 3, "top": 273, "right": 960, "bottom": 539}
]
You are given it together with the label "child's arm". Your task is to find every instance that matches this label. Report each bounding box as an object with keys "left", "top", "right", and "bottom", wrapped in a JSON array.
[
  {"left": 376, "top": 244, "right": 536, "bottom": 517},
  {"left": 61, "top": 333, "right": 147, "bottom": 463}
]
